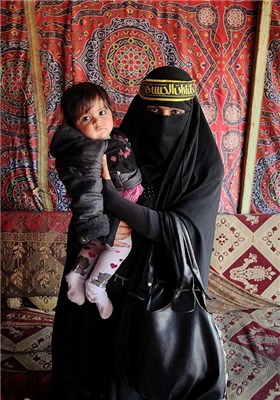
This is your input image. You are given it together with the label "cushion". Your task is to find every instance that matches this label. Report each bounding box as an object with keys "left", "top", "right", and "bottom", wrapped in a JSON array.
[
  {"left": 1, "top": 309, "right": 54, "bottom": 372},
  {"left": 1, "top": 211, "right": 70, "bottom": 298},
  {"left": 1, "top": 371, "right": 51, "bottom": 400},
  {"left": 214, "top": 307, "right": 280, "bottom": 400},
  {"left": 1, "top": 296, "right": 58, "bottom": 313},
  {"left": 209, "top": 213, "right": 280, "bottom": 312}
]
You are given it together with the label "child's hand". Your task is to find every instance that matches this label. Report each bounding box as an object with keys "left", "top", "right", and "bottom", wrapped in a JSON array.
[{"left": 102, "top": 155, "right": 111, "bottom": 180}]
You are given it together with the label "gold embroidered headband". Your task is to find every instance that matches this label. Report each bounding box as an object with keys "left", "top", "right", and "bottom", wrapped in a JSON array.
[{"left": 139, "top": 78, "right": 196, "bottom": 102}]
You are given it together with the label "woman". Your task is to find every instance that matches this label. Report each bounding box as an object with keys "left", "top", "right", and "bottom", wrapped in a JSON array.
[{"left": 51, "top": 66, "right": 225, "bottom": 399}]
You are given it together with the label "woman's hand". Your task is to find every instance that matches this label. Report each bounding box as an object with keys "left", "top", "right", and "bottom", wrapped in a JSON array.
[
  {"left": 102, "top": 155, "right": 111, "bottom": 180},
  {"left": 114, "top": 221, "right": 132, "bottom": 247},
  {"left": 102, "top": 155, "right": 131, "bottom": 246}
]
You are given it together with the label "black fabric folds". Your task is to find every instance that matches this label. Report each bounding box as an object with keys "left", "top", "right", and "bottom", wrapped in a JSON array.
[
  {"left": 51, "top": 66, "right": 224, "bottom": 400},
  {"left": 120, "top": 67, "right": 224, "bottom": 287}
]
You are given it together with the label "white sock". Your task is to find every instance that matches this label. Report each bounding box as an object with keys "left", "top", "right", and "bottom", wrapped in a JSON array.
[
  {"left": 65, "top": 271, "right": 86, "bottom": 306},
  {"left": 85, "top": 281, "right": 113, "bottom": 319}
]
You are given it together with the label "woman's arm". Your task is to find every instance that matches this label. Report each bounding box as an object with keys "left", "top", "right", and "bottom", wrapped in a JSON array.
[{"left": 102, "top": 156, "right": 161, "bottom": 242}]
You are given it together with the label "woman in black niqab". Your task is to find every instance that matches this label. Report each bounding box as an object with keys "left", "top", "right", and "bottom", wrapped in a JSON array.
[
  {"left": 51, "top": 66, "right": 224, "bottom": 400},
  {"left": 117, "top": 66, "right": 224, "bottom": 287}
]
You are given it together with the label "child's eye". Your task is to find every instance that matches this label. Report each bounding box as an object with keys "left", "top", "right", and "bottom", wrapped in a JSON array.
[
  {"left": 99, "top": 109, "right": 107, "bottom": 116},
  {"left": 81, "top": 115, "right": 91, "bottom": 122}
]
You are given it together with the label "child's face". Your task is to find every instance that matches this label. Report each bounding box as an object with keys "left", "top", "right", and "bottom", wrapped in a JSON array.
[{"left": 74, "top": 97, "right": 113, "bottom": 140}]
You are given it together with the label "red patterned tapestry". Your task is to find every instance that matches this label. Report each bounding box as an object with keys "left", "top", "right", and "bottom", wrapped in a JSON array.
[
  {"left": 252, "top": 2, "right": 280, "bottom": 213},
  {"left": 1, "top": 1, "right": 279, "bottom": 213}
]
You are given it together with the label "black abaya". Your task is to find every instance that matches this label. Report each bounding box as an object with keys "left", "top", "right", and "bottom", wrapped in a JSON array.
[{"left": 51, "top": 66, "right": 224, "bottom": 400}]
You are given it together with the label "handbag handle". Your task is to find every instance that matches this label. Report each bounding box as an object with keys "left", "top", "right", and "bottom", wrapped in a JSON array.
[
  {"left": 128, "top": 214, "right": 212, "bottom": 313},
  {"left": 171, "top": 215, "right": 211, "bottom": 313}
]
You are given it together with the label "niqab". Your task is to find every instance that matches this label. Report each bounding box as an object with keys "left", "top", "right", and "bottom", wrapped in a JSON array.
[{"left": 138, "top": 108, "right": 191, "bottom": 184}]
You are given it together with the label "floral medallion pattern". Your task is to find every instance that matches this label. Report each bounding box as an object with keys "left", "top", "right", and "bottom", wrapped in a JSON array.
[{"left": 1, "top": 1, "right": 279, "bottom": 213}]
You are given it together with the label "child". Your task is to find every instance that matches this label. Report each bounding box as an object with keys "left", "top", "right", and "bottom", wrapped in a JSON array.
[{"left": 50, "top": 82, "right": 143, "bottom": 319}]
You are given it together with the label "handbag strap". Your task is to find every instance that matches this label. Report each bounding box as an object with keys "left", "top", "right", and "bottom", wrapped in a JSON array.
[
  {"left": 128, "top": 213, "right": 212, "bottom": 313},
  {"left": 171, "top": 215, "right": 211, "bottom": 312}
]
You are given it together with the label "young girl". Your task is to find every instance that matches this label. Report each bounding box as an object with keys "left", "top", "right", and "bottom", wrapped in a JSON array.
[{"left": 50, "top": 82, "right": 143, "bottom": 319}]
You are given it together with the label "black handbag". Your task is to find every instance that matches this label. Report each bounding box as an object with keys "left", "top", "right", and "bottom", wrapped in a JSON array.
[{"left": 114, "top": 217, "right": 227, "bottom": 400}]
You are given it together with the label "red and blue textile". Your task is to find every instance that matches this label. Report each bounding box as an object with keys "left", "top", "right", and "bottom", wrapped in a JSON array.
[{"left": 1, "top": 1, "right": 279, "bottom": 213}]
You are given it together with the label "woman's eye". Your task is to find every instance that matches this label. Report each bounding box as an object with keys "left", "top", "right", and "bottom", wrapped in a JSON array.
[
  {"left": 171, "top": 109, "right": 185, "bottom": 115},
  {"left": 147, "top": 106, "right": 159, "bottom": 113}
]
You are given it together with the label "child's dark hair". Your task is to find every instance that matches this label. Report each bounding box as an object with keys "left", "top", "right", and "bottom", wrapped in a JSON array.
[{"left": 61, "top": 82, "right": 113, "bottom": 127}]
